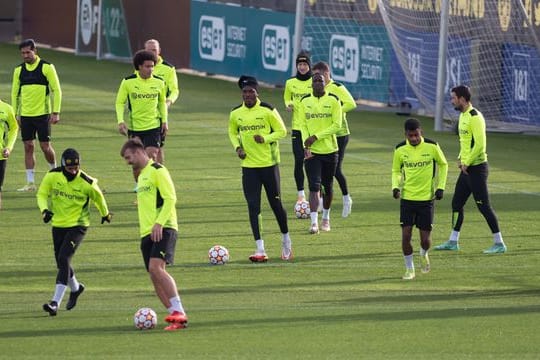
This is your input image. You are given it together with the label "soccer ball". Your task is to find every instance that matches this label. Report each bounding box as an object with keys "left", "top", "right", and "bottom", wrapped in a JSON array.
[
  {"left": 294, "top": 200, "right": 311, "bottom": 219},
  {"left": 134, "top": 307, "right": 157, "bottom": 330},
  {"left": 208, "top": 245, "right": 230, "bottom": 265}
]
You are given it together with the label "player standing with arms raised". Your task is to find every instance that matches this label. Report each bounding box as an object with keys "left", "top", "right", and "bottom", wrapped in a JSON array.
[
  {"left": 229, "top": 75, "right": 292, "bottom": 262},
  {"left": 392, "top": 118, "right": 448, "bottom": 280},
  {"left": 12, "top": 39, "right": 62, "bottom": 191},
  {"left": 434, "top": 85, "right": 506, "bottom": 254},
  {"left": 120, "top": 138, "right": 188, "bottom": 330}
]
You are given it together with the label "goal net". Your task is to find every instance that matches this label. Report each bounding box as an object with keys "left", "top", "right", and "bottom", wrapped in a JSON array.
[{"left": 302, "top": 0, "right": 540, "bottom": 132}]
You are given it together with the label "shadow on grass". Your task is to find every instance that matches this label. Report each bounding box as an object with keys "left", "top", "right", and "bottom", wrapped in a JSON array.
[{"left": 1, "top": 302, "right": 539, "bottom": 338}]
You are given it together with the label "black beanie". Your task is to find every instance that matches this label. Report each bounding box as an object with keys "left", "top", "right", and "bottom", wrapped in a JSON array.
[
  {"left": 296, "top": 52, "right": 311, "bottom": 67},
  {"left": 61, "top": 148, "right": 80, "bottom": 167},
  {"left": 238, "top": 75, "right": 258, "bottom": 90}
]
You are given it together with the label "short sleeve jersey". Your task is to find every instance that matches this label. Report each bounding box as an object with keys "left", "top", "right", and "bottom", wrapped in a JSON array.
[
  {"left": 136, "top": 160, "right": 178, "bottom": 237},
  {"left": 392, "top": 137, "right": 448, "bottom": 201},
  {"left": 298, "top": 92, "right": 342, "bottom": 154},
  {"left": 228, "top": 99, "right": 287, "bottom": 168},
  {"left": 115, "top": 71, "right": 167, "bottom": 131},
  {"left": 37, "top": 169, "right": 109, "bottom": 227}
]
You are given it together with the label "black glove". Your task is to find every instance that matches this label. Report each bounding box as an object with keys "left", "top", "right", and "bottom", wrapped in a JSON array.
[
  {"left": 101, "top": 213, "right": 112, "bottom": 224},
  {"left": 392, "top": 188, "right": 400, "bottom": 199},
  {"left": 42, "top": 209, "right": 54, "bottom": 223},
  {"left": 435, "top": 189, "right": 444, "bottom": 200}
]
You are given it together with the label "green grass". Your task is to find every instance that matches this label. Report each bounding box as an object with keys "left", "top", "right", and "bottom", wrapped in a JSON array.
[{"left": 1, "top": 43, "right": 540, "bottom": 359}]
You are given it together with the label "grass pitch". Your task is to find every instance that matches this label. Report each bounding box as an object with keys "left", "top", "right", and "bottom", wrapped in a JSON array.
[{"left": 0, "top": 43, "right": 539, "bottom": 359}]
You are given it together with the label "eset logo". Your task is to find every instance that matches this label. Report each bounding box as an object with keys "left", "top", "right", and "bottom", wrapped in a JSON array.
[
  {"left": 329, "top": 35, "right": 359, "bottom": 82},
  {"left": 261, "top": 25, "right": 290, "bottom": 72},
  {"left": 199, "top": 15, "right": 225, "bottom": 61}
]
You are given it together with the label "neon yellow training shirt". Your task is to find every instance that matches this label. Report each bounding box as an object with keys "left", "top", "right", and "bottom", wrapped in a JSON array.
[
  {"left": 11, "top": 55, "right": 62, "bottom": 116},
  {"left": 298, "top": 92, "right": 342, "bottom": 154},
  {"left": 325, "top": 79, "right": 356, "bottom": 137},
  {"left": 115, "top": 71, "right": 167, "bottom": 131},
  {"left": 0, "top": 100, "right": 19, "bottom": 158},
  {"left": 136, "top": 160, "right": 178, "bottom": 237},
  {"left": 37, "top": 169, "right": 109, "bottom": 228},
  {"left": 392, "top": 137, "right": 448, "bottom": 201},
  {"left": 458, "top": 104, "right": 488, "bottom": 166},
  {"left": 229, "top": 98, "right": 287, "bottom": 168},
  {"left": 154, "top": 56, "right": 179, "bottom": 105},
  {"left": 283, "top": 76, "right": 312, "bottom": 131}
]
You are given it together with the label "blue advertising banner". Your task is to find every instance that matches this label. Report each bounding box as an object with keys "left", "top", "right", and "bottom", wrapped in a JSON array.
[
  {"left": 502, "top": 44, "right": 540, "bottom": 125},
  {"left": 303, "top": 17, "right": 392, "bottom": 103},
  {"left": 190, "top": 0, "right": 295, "bottom": 85},
  {"left": 388, "top": 27, "right": 473, "bottom": 114}
]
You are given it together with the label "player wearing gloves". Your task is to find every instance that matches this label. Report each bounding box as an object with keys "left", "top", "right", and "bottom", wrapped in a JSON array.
[
  {"left": 392, "top": 118, "right": 448, "bottom": 280},
  {"left": 37, "top": 148, "right": 111, "bottom": 316}
]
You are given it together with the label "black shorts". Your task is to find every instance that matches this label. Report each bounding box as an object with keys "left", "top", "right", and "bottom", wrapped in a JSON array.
[
  {"left": 20, "top": 114, "right": 51, "bottom": 142},
  {"left": 140, "top": 228, "right": 177, "bottom": 271},
  {"left": 0, "top": 159, "right": 7, "bottom": 191},
  {"left": 304, "top": 152, "right": 338, "bottom": 192},
  {"left": 128, "top": 127, "right": 161, "bottom": 148},
  {"left": 52, "top": 226, "right": 88, "bottom": 260},
  {"left": 400, "top": 199, "right": 434, "bottom": 231}
]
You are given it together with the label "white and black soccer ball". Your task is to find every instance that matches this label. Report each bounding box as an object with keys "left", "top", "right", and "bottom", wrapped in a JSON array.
[
  {"left": 294, "top": 200, "right": 311, "bottom": 219},
  {"left": 208, "top": 245, "right": 230, "bottom": 265},
  {"left": 134, "top": 307, "right": 157, "bottom": 330}
]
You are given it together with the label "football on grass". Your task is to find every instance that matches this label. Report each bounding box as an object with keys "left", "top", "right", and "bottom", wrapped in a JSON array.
[
  {"left": 294, "top": 200, "right": 311, "bottom": 219},
  {"left": 208, "top": 245, "right": 229, "bottom": 265},
  {"left": 134, "top": 307, "right": 157, "bottom": 330}
]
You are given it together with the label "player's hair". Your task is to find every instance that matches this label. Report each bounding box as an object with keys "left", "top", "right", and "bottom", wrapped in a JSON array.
[
  {"left": 132, "top": 50, "right": 157, "bottom": 70},
  {"left": 451, "top": 85, "right": 471, "bottom": 102},
  {"left": 120, "top": 138, "right": 145, "bottom": 157},
  {"left": 404, "top": 118, "right": 421, "bottom": 131},
  {"left": 19, "top": 39, "right": 36, "bottom": 50},
  {"left": 312, "top": 61, "right": 330, "bottom": 73},
  {"left": 144, "top": 39, "right": 159, "bottom": 47}
]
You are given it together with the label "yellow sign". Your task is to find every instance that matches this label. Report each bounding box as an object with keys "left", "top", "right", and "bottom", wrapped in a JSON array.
[{"left": 498, "top": 0, "right": 511, "bottom": 32}]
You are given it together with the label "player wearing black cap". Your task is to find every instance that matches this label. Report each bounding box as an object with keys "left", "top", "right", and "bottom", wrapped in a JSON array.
[
  {"left": 229, "top": 75, "right": 292, "bottom": 261},
  {"left": 37, "top": 148, "right": 112, "bottom": 316}
]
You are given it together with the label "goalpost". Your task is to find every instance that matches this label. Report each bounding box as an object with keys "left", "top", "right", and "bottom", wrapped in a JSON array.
[{"left": 297, "top": 0, "right": 540, "bottom": 132}]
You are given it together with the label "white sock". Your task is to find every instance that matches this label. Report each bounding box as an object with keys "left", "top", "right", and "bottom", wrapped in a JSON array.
[
  {"left": 310, "top": 211, "right": 318, "bottom": 225},
  {"left": 68, "top": 275, "right": 80, "bottom": 292},
  {"left": 255, "top": 239, "right": 265, "bottom": 253},
  {"left": 343, "top": 194, "right": 351, "bottom": 203},
  {"left": 48, "top": 162, "right": 56, "bottom": 169},
  {"left": 322, "top": 208, "right": 330, "bottom": 220},
  {"left": 26, "top": 169, "right": 35, "bottom": 184},
  {"left": 420, "top": 248, "right": 427, "bottom": 256},
  {"left": 52, "top": 284, "right": 68, "bottom": 305},
  {"left": 404, "top": 255, "right": 414, "bottom": 270},
  {"left": 282, "top": 233, "right": 291, "bottom": 247},
  {"left": 168, "top": 296, "right": 185, "bottom": 314},
  {"left": 297, "top": 190, "right": 305, "bottom": 199},
  {"left": 493, "top": 232, "right": 504, "bottom": 245},
  {"left": 449, "top": 230, "right": 460, "bottom": 242}
]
